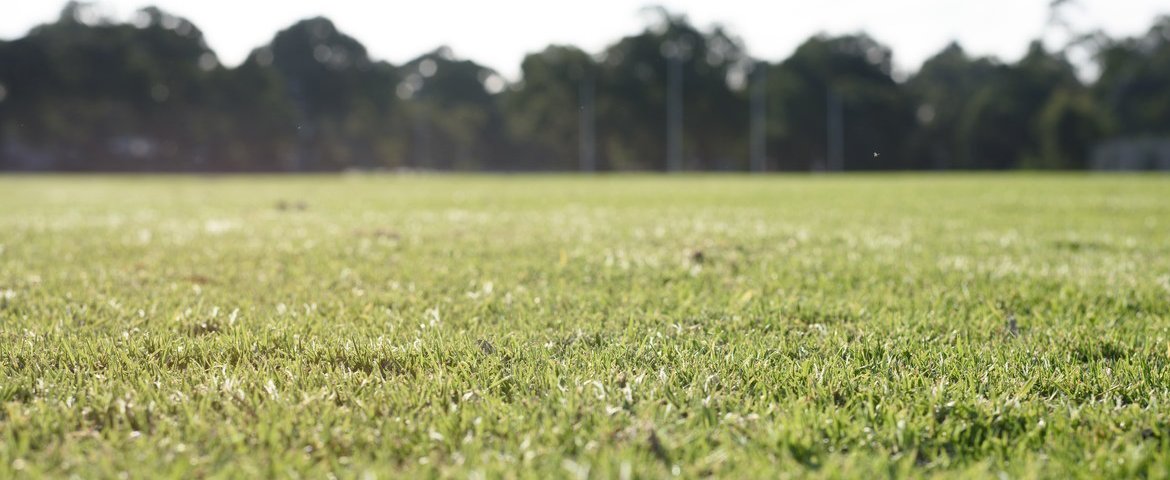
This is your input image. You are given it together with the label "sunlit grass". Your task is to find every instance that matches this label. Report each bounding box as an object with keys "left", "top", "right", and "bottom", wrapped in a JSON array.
[{"left": 1, "top": 174, "right": 1168, "bottom": 478}]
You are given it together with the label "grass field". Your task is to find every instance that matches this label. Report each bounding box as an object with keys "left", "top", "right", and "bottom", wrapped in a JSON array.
[{"left": 1, "top": 174, "right": 1169, "bottom": 478}]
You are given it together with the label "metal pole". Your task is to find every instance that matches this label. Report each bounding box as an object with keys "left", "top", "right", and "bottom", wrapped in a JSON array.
[
  {"left": 750, "top": 62, "right": 767, "bottom": 173},
  {"left": 827, "top": 89, "right": 844, "bottom": 172},
  {"left": 666, "top": 54, "right": 683, "bottom": 172},
  {"left": 578, "top": 71, "right": 596, "bottom": 172},
  {"left": 415, "top": 113, "right": 431, "bottom": 170}
]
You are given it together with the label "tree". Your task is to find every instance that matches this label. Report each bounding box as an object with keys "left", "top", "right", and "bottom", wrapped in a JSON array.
[
  {"left": 504, "top": 45, "right": 596, "bottom": 170},
  {"left": 905, "top": 43, "right": 998, "bottom": 169},
  {"left": 766, "top": 34, "right": 916, "bottom": 170},
  {"left": 1034, "top": 89, "right": 1112, "bottom": 168},
  {"left": 396, "top": 47, "right": 508, "bottom": 170},
  {"left": 957, "top": 41, "right": 1081, "bottom": 169},
  {"left": 0, "top": 3, "right": 224, "bottom": 171},
  {"left": 247, "top": 17, "right": 406, "bottom": 171},
  {"left": 1094, "top": 16, "right": 1170, "bottom": 136},
  {"left": 594, "top": 8, "right": 749, "bottom": 171},
  {"left": 1, "top": 4, "right": 1163, "bottom": 173}
]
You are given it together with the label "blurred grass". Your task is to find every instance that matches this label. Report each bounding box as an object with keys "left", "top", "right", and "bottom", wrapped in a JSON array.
[{"left": 1, "top": 174, "right": 1168, "bottom": 478}]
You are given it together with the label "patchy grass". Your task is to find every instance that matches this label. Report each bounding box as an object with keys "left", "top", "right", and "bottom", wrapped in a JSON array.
[{"left": 1, "top": 174, "right": 1168, "bottom": 478}]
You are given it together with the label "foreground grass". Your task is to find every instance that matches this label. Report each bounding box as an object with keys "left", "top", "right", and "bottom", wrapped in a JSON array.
[{"left": 1, "top": 174, "right": 1168, "bottom": 478}]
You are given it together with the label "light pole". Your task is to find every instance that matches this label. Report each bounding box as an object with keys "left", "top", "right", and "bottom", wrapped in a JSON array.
[
  {"left": 662, "top": 39, "right": 690, "bottom": 173},
  {"left": 750, "top": 61, "right": 767, "bottom": 173},
  {"left": 827, "top": 88, "right": 844, "bottom": 172},
  {"left": 578, "top": 69, "right": 596, "bottom": 173}
]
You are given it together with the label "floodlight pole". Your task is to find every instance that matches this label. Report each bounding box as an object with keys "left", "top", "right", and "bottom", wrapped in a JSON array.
[
  {"left": 666, "top": 53, "right": 683, "bottom": 173},
  {"left": 578, "top": 71, "right": 596, "bottom": 173},
  {"left": 827, "top": 89, "right": 844, "bottom": 172},
  {"left": 750, "top": 62, "right": 767, "bottom": 173},
  {"left": 290, "top": 79, "right": 311, "bottom": 172}
]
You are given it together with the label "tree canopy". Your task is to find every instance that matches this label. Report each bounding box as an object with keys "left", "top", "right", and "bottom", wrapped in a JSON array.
[{"left": 1, "top": 4, "right": 1168, "bottom": 172}]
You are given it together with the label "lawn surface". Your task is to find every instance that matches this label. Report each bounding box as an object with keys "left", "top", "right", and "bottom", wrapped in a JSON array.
[{"left": 1, "top": 174, "right": 1169, "bottom": 478}]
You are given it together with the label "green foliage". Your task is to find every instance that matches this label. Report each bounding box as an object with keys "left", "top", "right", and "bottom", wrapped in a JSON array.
[
  {"left": 398, "top": 48, "right": 507, "bottom": 171},
  {"left": 1, "top": 6, "right": 1168, "bottom": 172},
  {"left": 1095, "top": 16, "right": 1170, "bottom": 136},
  {"left": 505, "top": 46, "right": 596, "bottom": 170},
  {"left": 1033, "top": 90, "right": 1113, "bottom": 169},
  {"left": 905, "top": 43, "right": 999, "bottom": 169},
  {"left": 957, "top": 43, "right": 1082, "bottom": 169},
  {"left": 0, "top": 3, "right": 223, "bottom": 170},
  {"left": 1, "top": 174, "right": 1169, "bottom": 478},
  {"left": 590, "top": 9, "right": 749, "bottom": 170},
  {"left": 767, "top": 34, "right": 916, "bottom": 170},
  {"left": 249, "top": 17, "right": 406, "bottom": 171}
]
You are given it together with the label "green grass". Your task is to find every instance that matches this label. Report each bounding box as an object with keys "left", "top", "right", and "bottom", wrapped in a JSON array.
[{"left": 1, "top": 174, "right": 1169, "bottom": 478}]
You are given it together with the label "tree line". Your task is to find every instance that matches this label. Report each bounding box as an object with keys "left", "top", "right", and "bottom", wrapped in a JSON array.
[{"left": 1, "top": 2, "right": 1168, "bottom": 172}]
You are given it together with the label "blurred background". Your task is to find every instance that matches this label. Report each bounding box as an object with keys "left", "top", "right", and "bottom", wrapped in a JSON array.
[{"left": 0, "top": 0, "right": 1168, "bottom": 173}]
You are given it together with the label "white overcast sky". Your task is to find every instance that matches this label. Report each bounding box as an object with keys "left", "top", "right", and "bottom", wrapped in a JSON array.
[{"left": 2, "top": 1, "right": 1167, "bottom": 79}]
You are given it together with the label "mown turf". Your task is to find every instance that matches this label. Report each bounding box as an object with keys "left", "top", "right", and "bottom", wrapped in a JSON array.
[{"left": 1, "top": 174, "right": 1168, "bottom": 478}]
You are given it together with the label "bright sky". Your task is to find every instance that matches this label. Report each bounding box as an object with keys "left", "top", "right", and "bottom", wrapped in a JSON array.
[{"left": 2, "top": 0, "right": 1166, "bottom": 80}]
